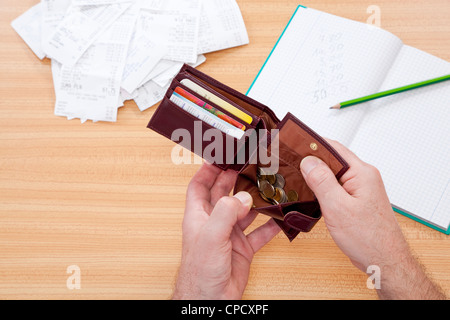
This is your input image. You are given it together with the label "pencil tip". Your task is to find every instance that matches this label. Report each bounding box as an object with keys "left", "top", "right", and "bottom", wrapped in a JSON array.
[{"left": 330, "top": 104, "right": 341, "bottom": 109}]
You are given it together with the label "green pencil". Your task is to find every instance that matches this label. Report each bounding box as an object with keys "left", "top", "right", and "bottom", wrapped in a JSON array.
[{"left": 330, "top": 74, "right": 450, "bottom": 109}]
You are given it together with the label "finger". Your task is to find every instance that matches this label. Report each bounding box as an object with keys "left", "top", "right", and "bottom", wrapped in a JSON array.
[
  {"left": 246, "top": 218, "right": 281, "bottom": 253},
  {"left": 324, "top": 139, "right": 368, "bottom": 173},
  {"left": 204, "top": 192, "right": 253, "bottom": 244},
  {"left": 324, "top": 139, "right": 376, "bottom": 193},
  {"left": 210, "top": 169, "right": 239, "bottom": 206},
  {"left": 300, "top": 156, "right": 349, "bottom": 206},
  {"left": 186, "top": 162, "right": 222, "bottom": 210},
  {"left": 237, "top": 209, "right": 259, "bottom": 231}
]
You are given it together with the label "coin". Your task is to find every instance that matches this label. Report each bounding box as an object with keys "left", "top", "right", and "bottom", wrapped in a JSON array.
[
  {"left": 261, "top": 181, "right": 275, "bottom": 198},
  {"left": 274, "top": 187, "right": 289, "bottom": 203},
  {"left": 281, "top": 189, "right": 288, "bottom": 203},
  {"left": 287, "top": 190, "right": 299, "bottom": 202},
  {"left": 259, "top": 192, "right": 273, "bottom": 204},
  {"left": 272, "top": 187, "right": 281, "bottom": 202},
  {"left": 257, "top": 179, "right": 268, "bottom": 192},
  {"left": 265, "top": 174, "right": 276, "bottom": 184},
  {"left": 274, "top": 174, "right": 285, "bottom": 188},
  {"left": 256, "top": 167, "right": 298, "bottom": 206}
]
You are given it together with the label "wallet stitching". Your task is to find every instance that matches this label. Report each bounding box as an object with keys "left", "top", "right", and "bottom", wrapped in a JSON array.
[
  {"left": 274, "top": 219, "right": 300, "bottom": 241},
  {"left": 259, "top": 131, "right": 303, "bottom": 175}
]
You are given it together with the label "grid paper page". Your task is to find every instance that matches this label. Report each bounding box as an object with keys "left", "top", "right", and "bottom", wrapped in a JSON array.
[
  {"left": 350, "top": 45, "right": 450, "bottom": 230},
  {"left": 247, "top": 7, "right": 403, "bottom": 146}
]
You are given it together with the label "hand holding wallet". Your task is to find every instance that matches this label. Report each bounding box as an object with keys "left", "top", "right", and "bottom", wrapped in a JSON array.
[{"left": 147, "top": 65, "right": 349, "bottom": 241}]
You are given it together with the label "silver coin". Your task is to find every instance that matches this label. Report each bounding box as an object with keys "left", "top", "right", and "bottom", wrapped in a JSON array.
[
  {"left": 274, "top": 174, "right": 285, "bottom": 189},
  {"left": 258, "top": 180, "right": 275, "bottom": 198},
  {"left": 257, "top": 179, "right": 268, "bottom": 192},
  {"left": 281, "top": 189, "right": 288, "bottom": 203}
]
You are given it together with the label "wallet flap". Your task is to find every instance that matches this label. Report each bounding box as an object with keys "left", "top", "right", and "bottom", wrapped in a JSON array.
[
  {"left": 276, "top": 113, "right": 349, "bottom": 179},
  {"left": 233, "top": 112, "right": 349, "bottom": 240}
]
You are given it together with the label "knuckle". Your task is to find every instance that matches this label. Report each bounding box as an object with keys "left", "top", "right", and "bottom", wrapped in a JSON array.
[
  {"left": 366, "top": 164, "right": 382, "bottom": 180},
  {"left": 187, "top": 178, "right": 200, "bottom": 191},
  {"left": 309, "top": 166, "right": 331, "bottom": 187},
  {"left": 216, "top": 196, "right": 241, "bottom": 211},
  {"left": 330, "top": 139, "right": 342, "bottom": 148}
]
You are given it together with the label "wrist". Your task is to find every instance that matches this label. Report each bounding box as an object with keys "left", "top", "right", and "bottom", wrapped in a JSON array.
[
  {"left": 173, "top": 279, "right": 202, "bottom": 300},
  {"left": 172, "top": 265, "right": 202, "bottom": 300},
  {"left": 368, "top": 241, "right": 445, "bottom": 299},
  {"left": 362, "top": 211, "right": 411, "bottom": 269}
]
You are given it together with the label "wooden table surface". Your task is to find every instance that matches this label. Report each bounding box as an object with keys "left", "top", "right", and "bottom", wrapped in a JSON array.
[{"left": 1, "top": 0, "right": 449, "bottom": 300}]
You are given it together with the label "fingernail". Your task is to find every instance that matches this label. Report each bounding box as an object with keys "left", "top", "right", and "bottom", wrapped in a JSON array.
[
  {"left": 234, "top": 191, "right": 253, "bottom": 209},
  {"left": 300, "top": 156, "right": 323, "bottom": 176}
]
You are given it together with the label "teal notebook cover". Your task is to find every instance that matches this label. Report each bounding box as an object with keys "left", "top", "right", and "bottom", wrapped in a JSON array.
[{"left": 246, "top": 5, "right": 450, "bottom": 235}]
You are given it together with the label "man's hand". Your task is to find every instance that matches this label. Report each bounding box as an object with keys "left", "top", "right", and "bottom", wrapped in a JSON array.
[
  {"left": 172, "top": 162, "right": 280, "bottom": 300},
  {"left": 300, "top": 140, "right": 445, "bottom": 299}
]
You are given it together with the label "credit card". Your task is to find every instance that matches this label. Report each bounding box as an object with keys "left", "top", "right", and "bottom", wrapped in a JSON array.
[
  {"left": 180, "top": 79, "right": 253, "bottom": 125},
  {"left": 170, "top": 92, "right": 245, "bottom": 139},
  {"left": 174, "top": 87, "right": 246, "bottom": 131}
]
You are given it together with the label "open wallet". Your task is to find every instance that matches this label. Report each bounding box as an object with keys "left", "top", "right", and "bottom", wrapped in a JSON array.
[{"left": 147, "top": 64, "right": 349, "bottom": 241}]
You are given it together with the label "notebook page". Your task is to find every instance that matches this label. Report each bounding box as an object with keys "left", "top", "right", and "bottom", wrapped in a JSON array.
[
  {"left": 350, "top": 45, "right": 450, "bottom": 229},
  {"left": 247, "top": 7, "right": 403, "bottom": 145}
]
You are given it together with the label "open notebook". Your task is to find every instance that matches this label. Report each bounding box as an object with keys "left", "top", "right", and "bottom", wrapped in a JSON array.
[{"left": 247, "top": 6, "right": 450, "bottom": 233}]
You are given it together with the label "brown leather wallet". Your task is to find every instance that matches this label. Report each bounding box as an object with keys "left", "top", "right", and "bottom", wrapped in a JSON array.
[{"left": 147, "top": 64, "right": 349, "bottom": 241}]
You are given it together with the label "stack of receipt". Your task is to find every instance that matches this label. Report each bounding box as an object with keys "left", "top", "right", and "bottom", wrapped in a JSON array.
[{"left": 11, "top": 0, "right": 249, "bottom": 123}]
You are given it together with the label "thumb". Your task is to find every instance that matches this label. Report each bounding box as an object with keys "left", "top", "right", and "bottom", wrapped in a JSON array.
[
  {"left": 300, "top": 156, "right": 348, "bottom": 204},
  {"left": 205, "top": 192, "right": 253, "bottom": 243}
]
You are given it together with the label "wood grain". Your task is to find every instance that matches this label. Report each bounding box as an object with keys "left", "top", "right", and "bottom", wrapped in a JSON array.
[{"left": 0, "top": 0, "right": 449, "bottom": 300}]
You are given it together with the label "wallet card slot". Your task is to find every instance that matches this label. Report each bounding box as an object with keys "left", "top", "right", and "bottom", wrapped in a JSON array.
[
  {"left": 169, "top": 79, "right": 256, "bottom": 131},
  {"left": 176, "top": 72, "right": 260, "bottom": 127},
  {"left": 177, "top": 66, "right": 280, "bottom": 130},
  {"left": 148, "top": 95, "right": 249, "bottom": 169}
]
